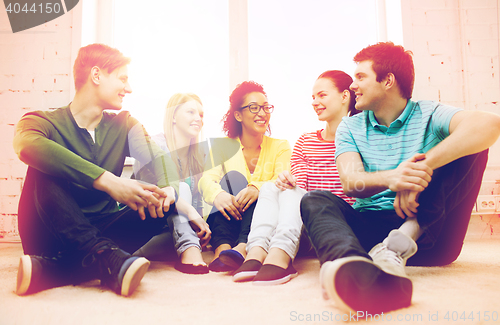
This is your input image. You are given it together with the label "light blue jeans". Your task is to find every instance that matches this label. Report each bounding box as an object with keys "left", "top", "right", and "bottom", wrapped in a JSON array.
[
  {"left": 246, "top": 182, "right": 306, "bottom": 259},
  {"left": 170, "top": 182, "right": 202, "bottom": 255}
]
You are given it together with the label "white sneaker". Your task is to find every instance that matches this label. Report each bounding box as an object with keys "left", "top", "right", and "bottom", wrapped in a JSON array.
[
  {"left": 369, "top": 230, "right": 418, "bottom": 278},
  {"left": 320, "top": 256, "right": 412, "bottom": 313}
]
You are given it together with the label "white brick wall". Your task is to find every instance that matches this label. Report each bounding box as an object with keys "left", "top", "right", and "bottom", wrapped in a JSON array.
[
  {"left": 1, "top": 1, "right": 500, "bottom": 237},
  {"left": 403, "top": 0, "right": 500, "bottom": 183},
  {"left": 0, "top": 1, "right": 75, "bottom": 239}
]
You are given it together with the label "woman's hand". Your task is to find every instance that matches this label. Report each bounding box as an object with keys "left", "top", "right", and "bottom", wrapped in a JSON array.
[
  {"left": 235, "top": 185, "right": 259, "bottom": 212},
  {"left": 275, "top": 170, "right": 296, "bottom": 191},
  {"left": 176, "top": 197, "right": 212, "bottom": 247},
  {"left": 213, "top": 191, "right": 242, "bottom": 221},
  {"left": 189, "top": 217, "right": 211, "bottom": 248}
]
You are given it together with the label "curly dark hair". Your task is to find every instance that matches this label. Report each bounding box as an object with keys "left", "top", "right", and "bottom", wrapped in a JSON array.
[{"left": 222, "top": 80, "right": 270, "bottom": 138}]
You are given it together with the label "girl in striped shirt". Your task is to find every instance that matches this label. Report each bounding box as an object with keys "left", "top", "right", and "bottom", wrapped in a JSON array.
[{"left": 232, "top": 70, "right": 359, "bottom": 285}]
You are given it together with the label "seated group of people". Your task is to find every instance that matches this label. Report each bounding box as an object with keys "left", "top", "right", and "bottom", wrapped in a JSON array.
[{"left": 13, "top": 41, "right": 500, "bottom": 314}]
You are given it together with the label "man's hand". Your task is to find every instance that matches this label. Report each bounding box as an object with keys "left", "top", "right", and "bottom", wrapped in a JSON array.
[
  {"left": 235, "top": 185, "right": 259, "bottom": 212},
  {"left": 275, "top": 170, "right": 296, "bottom": 190},
  {"left": 394, "top": 190, "right": 420, "bottom": 219},
  {"left": 93, "top": 171, "right": 174, "bottom": 220},
  {"left": 213, "top": 191, "right": 242, "bottom": 221},
  {"left": 142, "top": 186, "right": 176, "bottom": 220},
  {"left": 160, "top": 186, "right": 176, "bottom": 213},
  {"left": 387, "top": 153, "right": 433, "bottom": 193},
  {"left": 391, "top": 154, "right": 430, "bottom": 219}
]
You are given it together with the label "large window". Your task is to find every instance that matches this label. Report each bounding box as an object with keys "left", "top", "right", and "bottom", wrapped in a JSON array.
[
  {"left": 247, "top": 0, "right": 378, "bottom": 142},
  {"left": 114, "top": 1, "right": 229, "bottom": 137},
  {"left": 110, "top": 1, "right": 398, "bottom": 144}
]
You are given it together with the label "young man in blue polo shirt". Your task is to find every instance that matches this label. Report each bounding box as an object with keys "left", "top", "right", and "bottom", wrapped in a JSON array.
[
  {"left": 300, "top": 42, "right": 500, "bottom": 313},
  {"left": 13, "top": 44, "right": 179, "bottom": 296}
]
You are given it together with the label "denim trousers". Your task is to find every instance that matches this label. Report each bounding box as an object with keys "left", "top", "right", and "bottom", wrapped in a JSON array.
[
  {"left": 18, "top": 167, "right": 172, "bottom": 262},
  {"left": 206, "top": 170, "right": 257, "bottom": 248},
  {"left": 300, "top": 150, "right": 488, "bottom": 267},
  {"left": 246, "top": 183, "right": 305, "bottom": 259}
]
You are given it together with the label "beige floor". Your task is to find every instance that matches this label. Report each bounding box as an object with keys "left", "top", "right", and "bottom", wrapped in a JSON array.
[{"left": 1, "top": 216, "right": 499, "bottom": 325}]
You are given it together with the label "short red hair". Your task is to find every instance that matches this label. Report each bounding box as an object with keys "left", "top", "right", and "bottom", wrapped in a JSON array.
[{"left": 73, "top": 43, "right": 131, "bottom": 91}]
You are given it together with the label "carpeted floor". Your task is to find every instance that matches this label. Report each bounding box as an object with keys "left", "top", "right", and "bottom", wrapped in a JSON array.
[{"left": 1, "top": 215, "right": 499, "bottom": 325}]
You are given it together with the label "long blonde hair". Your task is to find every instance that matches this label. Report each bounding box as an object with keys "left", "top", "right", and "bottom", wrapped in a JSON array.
[{"left": 164, "top": 93, "right": 204, "bottom": 188}]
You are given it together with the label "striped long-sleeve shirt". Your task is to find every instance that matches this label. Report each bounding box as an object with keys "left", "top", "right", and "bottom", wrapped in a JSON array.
[{"left": 290, "top": 130, "right": 355, "bottom": 205}]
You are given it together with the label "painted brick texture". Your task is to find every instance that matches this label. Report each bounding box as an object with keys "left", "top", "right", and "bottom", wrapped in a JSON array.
[
  {"left": 1, "top": 1, "right": 500, "bottom": 237},
  {"left": 0, "top": 2, "right": 73, "bottom": 239},
  {"left": 405, "top": 0, "right": 500, "bottom": 182}
]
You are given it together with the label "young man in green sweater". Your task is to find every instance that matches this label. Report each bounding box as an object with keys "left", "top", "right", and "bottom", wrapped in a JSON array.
[{"left": 13, "top": 43, "right": 179, "bottom": 296}]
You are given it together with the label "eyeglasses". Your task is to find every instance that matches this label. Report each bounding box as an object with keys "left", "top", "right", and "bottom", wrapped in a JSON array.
[{"left": 240, "top": 104, "right": 274, "bottom": 114}]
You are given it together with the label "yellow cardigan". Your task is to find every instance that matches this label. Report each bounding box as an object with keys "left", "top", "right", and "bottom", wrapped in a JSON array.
[{"left": 199, "top": 136, "right": 291, "bottom": 205}]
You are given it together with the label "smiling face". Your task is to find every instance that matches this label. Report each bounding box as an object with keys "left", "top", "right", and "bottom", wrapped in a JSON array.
[
  {"left": 312, "top": 78, "right": 349, "bottom": 122},
  {"left": 234, "top": 91, "right": 270, "bottom": 136},
  {"left": 96, "top": 65, "right": 132, "bottom": 110},
  {"left": 173, "top": 100, "right": 204, "bottom": 141},
  {"left": 350, "top": 60, "right": 386, "bottom": 111}
]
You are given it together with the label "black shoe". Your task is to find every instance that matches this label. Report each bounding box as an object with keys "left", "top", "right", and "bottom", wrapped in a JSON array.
[
  {"left": 208, "top": 257, "right": 234, "bottom": 272},
  {"left": 174, "top": 261, "right": 209, "bottom": 274},
  {"left": 233, "top": 259, "right": 262, "bottom": 282},
  {"left": 219, "top": 249, "right": 245, "bottom": 269},
  {"left": 95, "top": 246, "right": 150, "bottom": 296},
  {"left": 16, "top": 255, "right": 73, "bottom": 295},
  {"left": 252, "top": 263, "right": 298, "bottom": 286}
]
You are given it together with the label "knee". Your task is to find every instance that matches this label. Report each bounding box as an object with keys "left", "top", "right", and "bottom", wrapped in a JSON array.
[
  {"left": 300, "top": 190, "right": 335, "bottom": 210},
  {"left": 260, "top": 182, "right": 278, "bottom": 196},
  {"left": 300, "top": 191, "right": 325, "bottom": 221},
  {"left": 220, "top": 170, "right": 248, "bottom": 194}
]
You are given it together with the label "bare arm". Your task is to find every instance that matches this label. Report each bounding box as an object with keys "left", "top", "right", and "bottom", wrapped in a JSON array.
[
  {"left": 422, "top": 110, "right": 500, "bottom": 170},
  {"left": 336, "top": 152, "right": 432, "bottom": 198},
  {"left": 396, "top": 110, "right": 500, "bottom": 218}
]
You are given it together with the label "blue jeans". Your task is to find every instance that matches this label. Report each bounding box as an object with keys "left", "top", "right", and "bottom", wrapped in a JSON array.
[
  {"left": 206, "top": 171, "right": 256, "bottom": 248},
  {"left": 300, "top": 150, "right": 488, "bottom": 267},
  {"left": 18, "top": 167, "right": 172, "bottom": 260}
]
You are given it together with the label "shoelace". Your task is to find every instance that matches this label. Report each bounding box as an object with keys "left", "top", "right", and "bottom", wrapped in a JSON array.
[
  {"left": 102, "top": 247, "right": 123, "bottom": 275},
  {"left": 81, "top": 242, "right": 118, "bottom": 268},
  {"left": 374, "top": 245, "right": 403, "bottom": 266}
]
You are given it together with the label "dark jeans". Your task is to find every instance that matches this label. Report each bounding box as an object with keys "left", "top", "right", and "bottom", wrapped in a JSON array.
[
  {"left": 18, "top": 168, "right": 172, "bottom": 263},
  {"left": 300, "top": 150, "right": 488, "bottom": 267},
  {"left": 207, "top": 171, "right": 256, "bottom": 249}
]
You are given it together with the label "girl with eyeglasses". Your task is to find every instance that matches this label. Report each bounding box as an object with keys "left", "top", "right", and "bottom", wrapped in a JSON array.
[
  {"left": 133, "top": 93, "right": 211, "bottom": 274},
  {"left": 198, "top": 81, "right": 291, "bottom": 272},
  {"left": 232, "top": 70, "right": 359, "bottom": 285}
]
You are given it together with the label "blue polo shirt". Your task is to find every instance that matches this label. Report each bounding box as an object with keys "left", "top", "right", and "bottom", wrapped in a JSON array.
[{"left": 335, "top": 100, "right": 461, "bottom": 211}]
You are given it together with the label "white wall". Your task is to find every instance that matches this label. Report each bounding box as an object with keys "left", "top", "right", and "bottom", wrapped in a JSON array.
[
  {"left": 0, "top": 1, "right": 75, "bottom": 239},
  {"left": 401, "top": 0, "right": 500, "bottom": 190},
  {"left": 1, "top": 0, "right": 500, "bottom": 237}
]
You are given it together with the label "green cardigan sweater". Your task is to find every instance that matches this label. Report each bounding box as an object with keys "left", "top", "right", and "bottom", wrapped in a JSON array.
[{"left": 14, "top": 105, "right": 179, "bottom": 215}]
